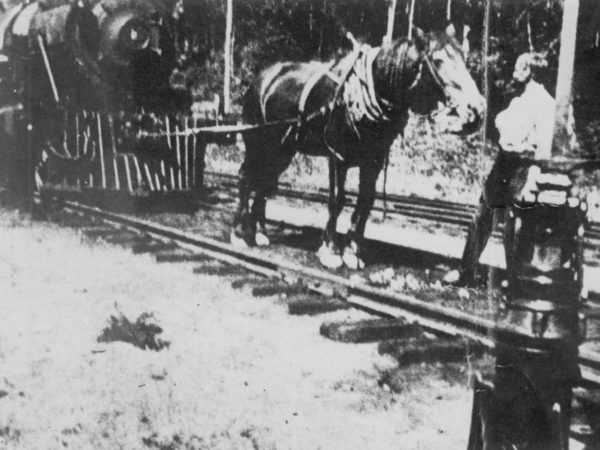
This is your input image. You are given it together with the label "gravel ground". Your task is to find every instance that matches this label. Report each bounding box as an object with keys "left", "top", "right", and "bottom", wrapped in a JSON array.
[{"left": 0, "top": 207, "right": 477, "bottom": 450}]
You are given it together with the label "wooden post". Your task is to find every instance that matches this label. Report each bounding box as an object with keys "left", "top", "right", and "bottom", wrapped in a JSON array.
[
  {"left": 223, "top": 0, "right": 233, "bottom": 114},
  {"left": 194, "top": 136, "right": 206, "bottom": 189},
  {"left": 191, "top": 116, "right": 198, "bottom": 189},
  {"left": 175, "top": 124, "right": 182, "bottom": 189},
  {"left": 183, "top": 117, "right": 190, "bottom": 189},
  {"left": 123, "top": 155, "right": 133, "bottom": 192},
  {"left": 143, "top": 162, "right": 155, "bottom": 191},
  {"left": 550, "top": 0, "right": 580, "bottom": 158},
  {"left": 75, "top": 111, "right": 80, "bottom": 188},
  {"left": 83, "top": 112, "right": 94, "bottom": 188},
  {"left": 132, "top": 154, "right": 143, "bottom": 189},
  {"left": 383, "top": 0, "right": 397, "bottom": 45},
  {"left": 108, "top": 114, "right": 120, "bottom": 190},
  {"left": 63, "top": 109, "right": 72, "bottom": 158},
  {"left": 97, "top": 113, "right": 107, "bottom": 189},
  {"left": 37, "top": 33, "right": 60, "bottom": 106},
  {"left": 89, "top": 141, "right": 96, "bottom": 188},
  {"left": 407, "top": 0, "right": 416, "bottom": 38},
  {"left": 165, "top": 115, "right": 175, "bottom": 190}
]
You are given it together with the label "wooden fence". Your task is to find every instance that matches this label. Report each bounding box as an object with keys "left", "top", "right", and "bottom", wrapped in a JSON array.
[{"left": 44, "top": 110, "right": 210, "bottom": 193}]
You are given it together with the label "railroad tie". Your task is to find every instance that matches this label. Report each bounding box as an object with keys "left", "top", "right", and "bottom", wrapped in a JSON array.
[
  {"left": 286, "top": 294, "right": 350, "bottom": 316},
  {"left": 378, "top": 337, "right": 487, "bottom": 367},
  {"left": 320, "top": 318, "right": 423, "bottom": 344},
  {"left": 131, "top": 241, "right": 179, "bottom": 255}
]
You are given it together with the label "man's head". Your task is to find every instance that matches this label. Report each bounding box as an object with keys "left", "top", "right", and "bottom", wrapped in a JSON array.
[{"left": 512, "top": 52, "right": 548, "bottom": 83}]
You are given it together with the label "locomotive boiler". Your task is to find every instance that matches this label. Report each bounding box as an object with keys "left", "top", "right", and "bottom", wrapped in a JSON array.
[{"left": 0, "top": 0, "right": 191, "bottom": 197}]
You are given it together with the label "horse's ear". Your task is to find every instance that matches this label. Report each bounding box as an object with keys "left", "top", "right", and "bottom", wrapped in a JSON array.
[
  {"left": 446, "top": 23, "right": 457, "bottom": 38},
  {"left": 411, "top": 27, "right": 427, "bottom": 51}
]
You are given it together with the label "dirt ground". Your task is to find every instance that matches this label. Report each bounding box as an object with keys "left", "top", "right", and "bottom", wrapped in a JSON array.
[{"left": 0, "top": 207, "right": 477, "bottom": 450}]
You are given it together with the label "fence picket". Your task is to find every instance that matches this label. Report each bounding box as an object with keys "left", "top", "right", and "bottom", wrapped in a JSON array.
[
  {"left": 97, "top": 113, "right": 107, "bottom": 189},
  {"left": 132, "top": 154, "right": 143, "bottom": 190},
  {"left": 108, "top": 114, "right": 120, "bottom": 190},
  {"left": 175, "top": 123, "right": 182, "bottom": 189}
]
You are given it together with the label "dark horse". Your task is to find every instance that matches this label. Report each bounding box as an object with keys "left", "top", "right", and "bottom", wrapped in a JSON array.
[{"left": 232, "top": 26, "right": 485, "bottom": 269}]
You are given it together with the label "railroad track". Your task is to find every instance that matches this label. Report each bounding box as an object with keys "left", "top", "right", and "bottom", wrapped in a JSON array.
[
  {"left": 204, "top": 171, "right": 600, "bottom": 244},
  {"left": 42, "top": 197, "right": 600, "bottom": 390},
  {"left": 27, "top": 194, "right": 600, "bottom": 446}
]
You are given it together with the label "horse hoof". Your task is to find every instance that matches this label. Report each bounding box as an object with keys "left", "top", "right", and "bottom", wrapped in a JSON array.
[
  {"left": 342, "top": 251, "right": 365, "bottom": 270},
  {"left": 230, "top": 231, "right": 249, "bottom": 249},
  {"left": 442, "top": 269, "right": 462, "bottom": 286},
  {"left": 342, "top": 242, "right": 364, "bottom": 270},
  {"left": 255, "top": 231, "right": 270, "bottom": 247},
  {"left": 317, "top": 242, "right": 343, "bottom": 269}
]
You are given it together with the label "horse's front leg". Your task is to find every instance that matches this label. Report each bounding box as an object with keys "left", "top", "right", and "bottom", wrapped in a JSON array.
[
  {"left": 344, "top": 161, "right": 381, "bottom": 269},
  {"left": 318, "top": 158, "right": 347, "bottom": 269}
]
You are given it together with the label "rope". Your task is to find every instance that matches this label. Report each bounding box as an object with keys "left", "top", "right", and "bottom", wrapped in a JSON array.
[{"left": 342, "top": 45, "right": 392, "bottom": 123}]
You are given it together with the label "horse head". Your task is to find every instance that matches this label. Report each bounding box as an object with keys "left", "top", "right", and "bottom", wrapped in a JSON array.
[{"left": 378, "top": 25, "right": 485, "bottom": 134}]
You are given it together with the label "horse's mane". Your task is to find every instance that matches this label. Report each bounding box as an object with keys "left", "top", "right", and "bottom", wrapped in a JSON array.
[
  {"left": 425, "top": 30, "right": 463, "bottom": 54},
  {"left": 373, "top": 37, "right": 413, "bottom": 103}
]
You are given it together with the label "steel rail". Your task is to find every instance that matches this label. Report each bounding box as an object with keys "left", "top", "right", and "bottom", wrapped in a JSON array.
[
  {"left": 60, "top": 199, "right": 600, "bottom": 386},
  {"left": 205, "top": 171, "right": 600, "bottom": 243}
]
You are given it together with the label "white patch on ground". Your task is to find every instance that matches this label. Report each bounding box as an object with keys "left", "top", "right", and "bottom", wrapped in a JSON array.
[{"left": 0, "top": 209, "right": 473, "bottom": 449}]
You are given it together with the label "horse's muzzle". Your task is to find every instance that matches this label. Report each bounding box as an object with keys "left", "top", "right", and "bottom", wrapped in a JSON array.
[{"left": 445, "top": 94, "right": 485, "bottom": 134}]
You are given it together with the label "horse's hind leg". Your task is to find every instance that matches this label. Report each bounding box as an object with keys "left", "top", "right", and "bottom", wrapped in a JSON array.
[
  {"left": 251, "top": 188, "right": 270, "bottom": 246},
  {"left": 318, "top": 158, "right": 347, "bottom": 269},
  {"left": 231, "top": 157, "right": 255, "bottom": 247},
  {"left": 249, "top": 139, "right": 297, "bottom": 247}
]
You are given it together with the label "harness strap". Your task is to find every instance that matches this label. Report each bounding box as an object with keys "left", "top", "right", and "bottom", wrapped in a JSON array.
[{"left": 298, "top": 63, "right": 336, "bottom": 116}]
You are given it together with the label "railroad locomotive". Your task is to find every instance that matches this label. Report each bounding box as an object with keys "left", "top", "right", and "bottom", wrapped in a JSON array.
[{"left": 0, "top": 0, "right": 192, "bottom": 197}]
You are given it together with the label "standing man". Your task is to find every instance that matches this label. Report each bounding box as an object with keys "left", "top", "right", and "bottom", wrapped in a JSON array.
[{"left": 444, "top": 52, "right": 568, "bottom": 287}]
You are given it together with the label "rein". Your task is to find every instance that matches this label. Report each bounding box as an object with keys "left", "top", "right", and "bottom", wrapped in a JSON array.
[{"left": 410, "top": 52, "right": 456, "bottom": 121}]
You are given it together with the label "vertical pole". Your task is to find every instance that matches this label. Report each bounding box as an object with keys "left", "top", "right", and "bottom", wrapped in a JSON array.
[
  {"left": 318, "top": 0, "right": 327, "bottom": 57},
  {"left": 132, "top": 154, "right": 143, "bottom": 189},
  {"left": 481, "top": 0, "right": 495, "bottom": 319},
  {"left": 192, "top": 116, "right": 198, "bottom": 189},
  {"left": 63, "top": 109, "right": 72, "bottom": 157},
  {"left": 84, "top": 112, "right": 94, "bottom": 188},
  {"left": 407, "top": 0, "right": 416, "bottom": 37},
  {"left": 75, "top": 111, "right": 81, "bottom": 188},
  {"left": 165, "top": 116, "right": 175, "bottom": 190},
  {"left": 25, "top": 42, "right": 34, "bottom": 205},
  {"left": 550, "top": 0, "right": 580, "bottom": 158},
  {"left": 97, "top": 113, "right": 107, "bottom": 189},
  {"left": 108, "top": 114, "right": 120, "bottom": 190},
  {"left": 527, "top": 12, "right": 534, "bottom": 52},
  {"left": 123, "top": 155, "right": 133, "bottom": 192},
  {"left": 224, "top": 0, "right": 233, "bottom": 114},
  {"left": 143, "top": 162, "right": 155, "bottom": 191},
  {"left": 447, "top": 0, "right": 451, "bottom": 21},
  {"left": 383, "top": 0, "right": 397, "bottom": 45},
  {"left": 175, "top": 123, "right": 182, "bottom": 190},
  {"left": 89, "top": 141, "right": 96, "bottom": 188},
  {"left": 184, "top": 117, "right": 190, "bottom": 189},
  {"left": 196, "top": 137, "right": 206, "bottom": 189},
  {"left": 37, "top": 34, "right": 60, "bottom": 106}
]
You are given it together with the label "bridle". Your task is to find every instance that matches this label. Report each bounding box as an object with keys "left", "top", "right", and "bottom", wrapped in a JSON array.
[{"left": 410, "top": 48, "right": 459, "bottom": 120}]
